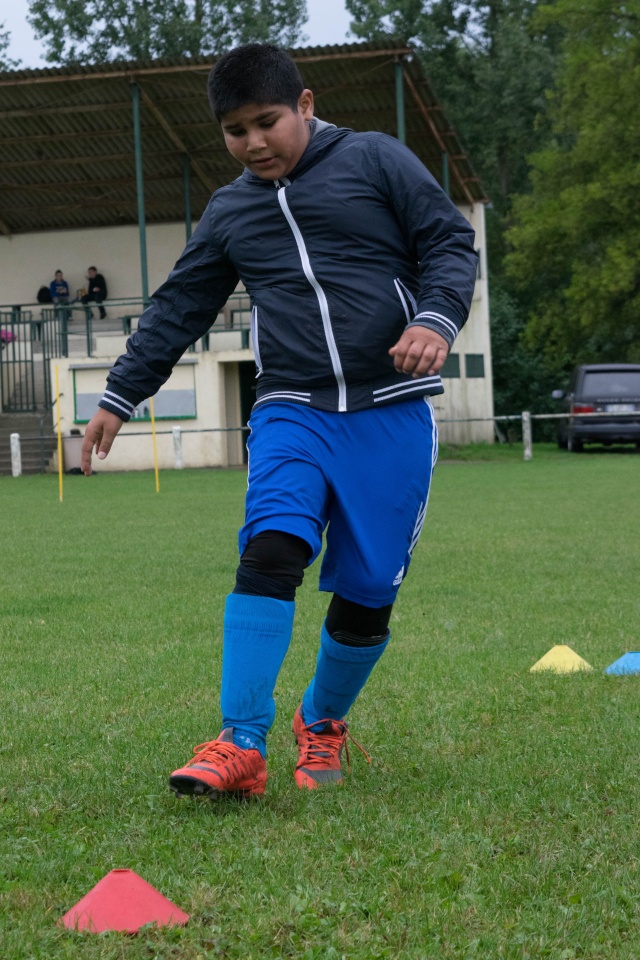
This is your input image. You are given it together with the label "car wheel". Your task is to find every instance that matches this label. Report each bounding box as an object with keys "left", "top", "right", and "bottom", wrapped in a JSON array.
[{"left": 567, "top": 434, "right": 583, "bottom": 453}]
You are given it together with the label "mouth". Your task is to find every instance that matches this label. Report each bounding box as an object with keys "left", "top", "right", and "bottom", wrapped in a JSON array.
[{"left": 251, "top": 157, "right": 276, "bottom": 168}]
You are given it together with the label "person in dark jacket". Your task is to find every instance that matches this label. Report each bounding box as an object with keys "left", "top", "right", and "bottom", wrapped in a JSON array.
[
  {"left": 81, "top": 266, "right": 107, "bottom": 318},
  {"left": 80, "top": 44, "right": 478, "bottom": 800}
]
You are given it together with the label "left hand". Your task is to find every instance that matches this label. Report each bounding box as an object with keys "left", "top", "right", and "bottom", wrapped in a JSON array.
[
  {"left": 389, "top": 326, "right": 450, "bottom": 377},
  {"left": 81, "top": 409, "right": 124, "bottom": 476}
]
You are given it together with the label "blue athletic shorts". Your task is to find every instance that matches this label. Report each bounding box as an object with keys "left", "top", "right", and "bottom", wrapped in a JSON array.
[{"left": 239, "top": 399, "right": 438, "bottom": 606}]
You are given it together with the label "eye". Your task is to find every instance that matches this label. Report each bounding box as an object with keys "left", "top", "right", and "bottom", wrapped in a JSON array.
[{"left": 260, "top": 120, "right": 276, "bottom": 129}]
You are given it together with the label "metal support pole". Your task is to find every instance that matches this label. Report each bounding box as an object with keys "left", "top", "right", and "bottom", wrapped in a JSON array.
[
  {"left": 38, "top": 415, "right": 46, "bottom": 473},
  {"left": 131, "top": 82, "right": 149, "bottom": 304},
  {"left": 83, "top": 308, "right": 93, "bottom": 358},
  {"left": 10, "top": 433, "right": 21, "bottom": 477},
  {"left": 60, "top": 309, "right": 69, "bottom": 357},
  {"left": 173, "top": 425, "right": 183, "bottom": 469},
  {"left": 441, "top": 151, "right": 451, "bottom": 197},
  {"left": 183, "top": 155, "right": 192, "bottom": 243},
  {"left": 395, "top": 60, "right": 406, "bottom": 145},
  {"left": 522, "top": 411, "right": 532, "bottom": 461}
]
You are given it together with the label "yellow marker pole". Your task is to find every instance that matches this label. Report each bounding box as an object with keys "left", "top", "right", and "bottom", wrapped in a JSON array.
[
  {"left": 55, "top": 364, "right": 63, "bottom": 503},
  {"left": 149, "top": 396, "right": 160, "bottom": 493}
]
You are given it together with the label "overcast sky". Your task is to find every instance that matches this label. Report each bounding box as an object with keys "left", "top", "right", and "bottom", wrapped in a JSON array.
[{"left": 3, "top": 0, "right": 355, "bottom": 67}]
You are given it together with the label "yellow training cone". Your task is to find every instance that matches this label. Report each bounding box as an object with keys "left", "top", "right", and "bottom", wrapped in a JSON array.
[{"left": 530, "top": 644, "right": 593, "bottom": 674}]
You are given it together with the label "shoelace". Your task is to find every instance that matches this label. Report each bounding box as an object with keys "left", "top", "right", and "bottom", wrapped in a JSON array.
[
  {"left": 189, "top": 740, "right": 243, "bottom": 766},
  {"left": 301, "top": 718, "right": 371, "bottom": 772}
]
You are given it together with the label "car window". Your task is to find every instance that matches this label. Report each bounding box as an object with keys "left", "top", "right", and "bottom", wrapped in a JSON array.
[{"left": 581, "top": 371, "right": 640, "bottom": 397}]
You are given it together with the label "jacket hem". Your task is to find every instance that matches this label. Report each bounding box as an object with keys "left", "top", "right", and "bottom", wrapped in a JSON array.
[{"left": 255, "top": 376, "right": 444, "bottom": 412}]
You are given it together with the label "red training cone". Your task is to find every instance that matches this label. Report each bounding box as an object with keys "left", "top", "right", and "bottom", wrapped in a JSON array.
[{"left": 60, "top": 868, "right": 189, "bottom": 934}]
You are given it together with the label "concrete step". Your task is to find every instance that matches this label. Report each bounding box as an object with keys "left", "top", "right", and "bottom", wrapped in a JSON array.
[
  {"left": 0, "top": 429, "right": 50, "bottom": 444},
  {"left": 0, "top": 426, "right": 57, "bottom": 474},
  {"left": 0, "top": 412, "right": 44, "bottom": 423}
]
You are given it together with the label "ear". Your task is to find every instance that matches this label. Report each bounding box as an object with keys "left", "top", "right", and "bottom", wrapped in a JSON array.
[{"left": 298, "top": 89, "right": 314, "bottom": 121}]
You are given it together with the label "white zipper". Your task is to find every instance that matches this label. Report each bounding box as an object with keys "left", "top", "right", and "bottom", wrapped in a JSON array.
[
  {"left": 250, "top": 305, "right": 262, "bottom": 376},
  {"left": 276, "top": 183, "right": 347, "bottom": 412}
]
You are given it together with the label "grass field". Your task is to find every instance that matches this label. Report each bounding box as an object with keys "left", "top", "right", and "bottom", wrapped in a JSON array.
[{"left": 1, "top": 446, "right": 639, "bottom": 959}]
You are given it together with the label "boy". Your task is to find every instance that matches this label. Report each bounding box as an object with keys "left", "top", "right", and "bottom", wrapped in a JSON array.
[
  {"left": 49, "top": 270, "right": 70, "bottom": 304},
  {"left": 80, "top": 44, "right": 478, "bottom": 798}
]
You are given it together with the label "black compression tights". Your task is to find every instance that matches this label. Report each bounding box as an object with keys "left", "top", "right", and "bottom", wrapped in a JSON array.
[{"left": 233, "top": 530, "right": 393, "bottom": 641}]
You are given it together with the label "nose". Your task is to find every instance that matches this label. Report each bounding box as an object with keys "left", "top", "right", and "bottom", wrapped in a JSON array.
[{"left": 245, "top": 126, "right": 267, "bottom": 153}]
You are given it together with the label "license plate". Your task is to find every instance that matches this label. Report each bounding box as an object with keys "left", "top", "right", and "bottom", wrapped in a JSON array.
[{"left": 605, "top": 403, "right": 636, "bottom": 412}]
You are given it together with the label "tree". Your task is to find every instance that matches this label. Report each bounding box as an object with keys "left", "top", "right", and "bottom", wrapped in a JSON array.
[
  {"left": 345, "top": 0, "right": 559, "bottom": 218},
  {"left": 0, "top": 22, "right": 21, "bottom": 70},
  {"left": 27, "top": 0, "right": 308, "bottom": 65},
  {"left": 489, "top": 285, "right": 559, "bottom": 428},
  {"left": 345, "top": 1, "right": 563, "bottom": 414},
  {"left": 505, "top": 0, "right": 640, "bottom": 365}
]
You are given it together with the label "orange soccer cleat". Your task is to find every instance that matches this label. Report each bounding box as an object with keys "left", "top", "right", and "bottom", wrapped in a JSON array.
[
  {"left": 169, "top": 728, "right": 267, "bottom": 799},
  {"left": 292, "top": 705, "right": 370, "bottom": 790}
]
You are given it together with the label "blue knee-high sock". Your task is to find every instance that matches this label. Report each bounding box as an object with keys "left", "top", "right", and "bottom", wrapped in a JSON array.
[
  {"left": 301, "top": 621, "right": 390, "bottom": 725},
  {"left": 221, "top": 593, "right": 295, "bottom": 758}
]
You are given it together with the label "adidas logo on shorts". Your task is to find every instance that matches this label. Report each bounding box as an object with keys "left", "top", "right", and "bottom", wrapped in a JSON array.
[{"left": 393, "top": 565, "right": 405, "bottom": 586}]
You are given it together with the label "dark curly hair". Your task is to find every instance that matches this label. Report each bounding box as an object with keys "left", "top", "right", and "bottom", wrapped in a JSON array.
[{"left": 208, "top": 44, "right": 304, "bottom": 122}]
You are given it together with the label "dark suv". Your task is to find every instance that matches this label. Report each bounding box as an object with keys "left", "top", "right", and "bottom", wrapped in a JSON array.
[{"left": 553, "top": 364, "right": 640, "bottom": 451}]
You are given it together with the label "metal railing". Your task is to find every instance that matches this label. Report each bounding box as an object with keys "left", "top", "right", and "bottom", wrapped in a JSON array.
[
  {"left": 1, "top": 310, "right": 37, "bottom": 411},
  {"left": 0, "top": 293, "right": 252, "bottom": 361},
  {"left": 435, "top": 410, "right": 640, "bottom": 460},
  {"left": 0, "top": 295, "right": 254, "bottom": 413},
  {"left": 5, "top": 409, "right": 638, "bottom": 476}
]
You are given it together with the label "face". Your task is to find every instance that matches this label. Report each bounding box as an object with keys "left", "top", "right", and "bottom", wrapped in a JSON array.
[
  {"left": 87, "top": 268, "right": 96, "bottom": 278},
  {"left": 221, "top": 91, "right": 315, "bottom": 180},
  {"left": 55, "top": 271, "right": 62, "bottom": 279}
]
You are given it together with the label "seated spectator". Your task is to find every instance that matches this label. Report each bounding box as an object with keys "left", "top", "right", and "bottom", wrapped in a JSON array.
[
  {"left": 81, "top": 266, "right": 108, "bottom": 319},
  {"left": 50, "top": 270, "right": 70, "bottom": 304}
]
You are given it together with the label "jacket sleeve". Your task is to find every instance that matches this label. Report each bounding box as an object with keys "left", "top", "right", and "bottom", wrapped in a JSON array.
[
  {"left": 374, "top": 135, "right": 478, "bottom": 347},
  {"left": 99, "top": 197, "right": 239, "bottom": 420}
]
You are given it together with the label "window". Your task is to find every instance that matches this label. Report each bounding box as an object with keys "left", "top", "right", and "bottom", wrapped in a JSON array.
[
  {"left": 581, "top": 370, "right": 640, "bottom": 398},
  {"left": 73, "top": 362, "right": 198, "bottom": 422},
  {"left": 465, "top": 354, "right": 485, "bottom": 378},
  {"left": 440, "top": 353, "right": 460, "bottom": 378}
]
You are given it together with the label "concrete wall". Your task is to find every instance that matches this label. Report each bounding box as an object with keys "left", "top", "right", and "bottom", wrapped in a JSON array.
[
  {"left": 432, "top": 202, "right": 495, "bottom": 444},
  {"left": 54, "top": 350, "right": 249, "bottom": 473},
  {"left": 0, "top": 221, "right": 196, "bottom": 307}
]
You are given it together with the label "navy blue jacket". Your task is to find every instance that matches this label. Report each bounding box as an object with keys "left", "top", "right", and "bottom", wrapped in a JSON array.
[{"left": 100, "top": 120, "right": 478, "bottom": 421}]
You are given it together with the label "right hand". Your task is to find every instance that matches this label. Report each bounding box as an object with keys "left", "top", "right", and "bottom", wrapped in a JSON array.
[
  {"left": 389, "top": 326, "right": 450, "bottom": 377},
  {"left": 81, "top": 409, "right": 124, "bottom": 476}
]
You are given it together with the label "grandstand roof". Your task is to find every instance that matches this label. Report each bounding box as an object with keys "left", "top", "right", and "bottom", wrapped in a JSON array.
[{"left": 0, "top": 41, "right": 487, "bottom": 237}]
